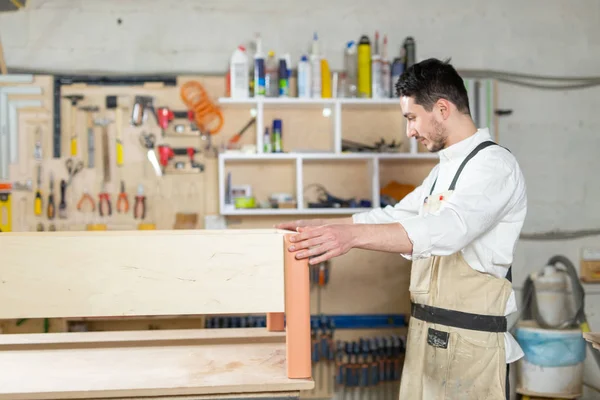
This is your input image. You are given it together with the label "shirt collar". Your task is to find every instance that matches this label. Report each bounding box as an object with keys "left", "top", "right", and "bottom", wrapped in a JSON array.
[{"left": 437, "top": 128, "right": 492, "bottom": 162}]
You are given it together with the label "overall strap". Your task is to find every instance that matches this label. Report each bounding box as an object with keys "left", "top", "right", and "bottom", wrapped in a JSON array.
[{"left": 429, "top": 140, "right": 499, "bottom": 195}]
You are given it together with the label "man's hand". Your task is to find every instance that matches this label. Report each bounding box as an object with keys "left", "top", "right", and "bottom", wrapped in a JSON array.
[
  {"left": 275, "top": 216, "right": 353, "bottom": 231},
  {"left": 287, "top": 224, "right": 359, "bottom": 265}
]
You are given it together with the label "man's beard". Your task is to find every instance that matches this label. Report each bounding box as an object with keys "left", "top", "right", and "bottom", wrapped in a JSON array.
[{"left": 427, "top": 117, "right": 447, "bottom": 152}]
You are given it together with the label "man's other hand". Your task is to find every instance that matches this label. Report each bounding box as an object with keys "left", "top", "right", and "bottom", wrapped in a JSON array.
[{"left": 287, "top": 224, "right": 358, "bottom": 265}]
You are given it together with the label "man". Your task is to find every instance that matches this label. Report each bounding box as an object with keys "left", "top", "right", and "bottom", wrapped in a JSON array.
[{"left": 276, "top": 58, "right": 527, "bottom": 399}]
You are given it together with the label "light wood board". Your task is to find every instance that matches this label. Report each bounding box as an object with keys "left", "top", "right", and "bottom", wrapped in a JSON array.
[
  {"left": 0, "top": 229, "right": 287, "bottom": 319},
  {"left": 0, "top": 328, "right": 314, "bottom": 400}
]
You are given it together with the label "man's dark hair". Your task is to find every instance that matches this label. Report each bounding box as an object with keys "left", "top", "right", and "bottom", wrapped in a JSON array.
[{"left": 395, "top": 58, "right": 470, "bottom": 115}]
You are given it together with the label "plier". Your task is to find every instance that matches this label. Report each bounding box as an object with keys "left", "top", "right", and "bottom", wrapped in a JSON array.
[
  {"left": 98, "top": 182, "right": 112, "bottom": 216},
  {"left": 77, "top": 188, "right": 95, "bottom": 212},
  {"left": 134, "top": 184, "right": 146, "bottom": 219},
  {"left": 117, "top": 180, "right": 129, "bottom": 213}
]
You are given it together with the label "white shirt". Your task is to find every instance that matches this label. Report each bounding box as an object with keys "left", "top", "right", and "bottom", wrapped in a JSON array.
[{"left": 352, "top": 128, "right": 527, "bottom": 363}]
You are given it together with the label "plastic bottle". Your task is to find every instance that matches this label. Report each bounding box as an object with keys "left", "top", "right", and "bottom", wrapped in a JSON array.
[
  {"left": 272, "top": 119, "right": 283, "bottom": 153},
  {"left": 381, "top": 35, "right": 391, "bottom": 98},
  {"left": 253, "top": 33, "right": 265, "bottom": 97},
  {"left": 390, "top": 55, "right": 405, "bottom": 98},
  {"left": 278, "top": 57, "right": 289, "bottom": 97},
  {"left": 344, "top": 41, "right": 357, "bottom": 98},
  {"left": 297, "top": 55, "right": 311, "bottom": 98},
  {"left": 371, "top": 31, "right": 383, "bottom": 98},
  {"left": 229, "top": 45, "right": 249, "bottom": 99},
  {"left": 321, "top": 58, "right": 331, "bottom": 98},
  {"left": 403, "top": 36, "right": 416, "bottom": 69},
  {"left": 265, "top": 50, "right": 278, "bottom": 97},
  {"left": 357, "top": 34, "right": 371, "bottom": 98},
  {"left": 310, "top": 32, "right": 322, "bottom": 98},
  {"left": 263, "top": 127, "right": 272, "bottom": 153}
]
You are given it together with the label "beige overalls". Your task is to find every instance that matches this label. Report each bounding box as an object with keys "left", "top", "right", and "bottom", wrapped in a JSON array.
[{"left": 398, "top": 141, "right": 513, "bottom": 400}]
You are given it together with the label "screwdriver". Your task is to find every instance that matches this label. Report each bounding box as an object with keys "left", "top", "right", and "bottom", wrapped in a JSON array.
[
  {"left": 47, "top": 173, "right": 55, "bottom": 220},
  {"left": 59, "top": 179, "right": 67, "bottom": 219},
  {"left": 34, "top": 164, "right": 42, "bottom": 216}
]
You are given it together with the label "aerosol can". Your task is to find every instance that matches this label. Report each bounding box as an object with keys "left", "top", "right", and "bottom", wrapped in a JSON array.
[{"left": 357, "top": 34, "right": 371, "bottom": 98}]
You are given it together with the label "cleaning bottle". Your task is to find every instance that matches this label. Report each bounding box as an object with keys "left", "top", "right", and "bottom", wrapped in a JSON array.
[
  {"left": 321, "top": 57, "right": 331, "bottom": 98},
  {"left": 278, "top": 57, "right": 289, "bottom": 97},
  {"left": 371, "top": 31, "right": 383, "bottom": 98},
  {"left": 344, "top": 41, "right": 357, "bottom": 98},
  {"left": 297, "top": 55, "right": 311, "bottom": 98},
  {"left": 310, "top": 32, "right": 322, "bottom": 98},
  {"left": 391, "top": 49, "right": 405, "bottom": 98},
  {"left": 229, "top": 45, "right": 249, "bottom": 99},
  {"left": 253, "top": 33, "right": 265, "bottom": 97},
  {"left": 381, "top": 35, "right": 391, "bottom": 98},
  {"left": 265, "top": 50, "right": 278, "bottom": 97},
  {"left": 357, "top": 34, "right": 371, "bottom": 98}
]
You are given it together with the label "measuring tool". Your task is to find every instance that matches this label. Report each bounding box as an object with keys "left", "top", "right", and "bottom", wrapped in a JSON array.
[
  {"left": 79, "top": 105, "right": 99, "bottom": 168},
  {"left": 63, "top": 95, "right": 84, "bottom": 157},
  {"left": 0, "top": 183, "right": 12, "bottom": 232},
  {"left": 9, "top": 99, "right": 43, "bottom": 167}
]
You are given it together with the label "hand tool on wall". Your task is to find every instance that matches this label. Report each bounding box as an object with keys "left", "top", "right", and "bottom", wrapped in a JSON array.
[
  {"left": 131, "top": 95, "right": 157, "bottom": 127},
  {"left": 156, "top": 107, "right": 194, "bottom": 137},
  {"left": 94, "top": 118, "right": 113, "bottom": 183},
  {"left": 139, "top": 132, "right": 162, "bottom": 177},
  {"left": 157, "top": 144, "right": 204, "bottom": 172},
  {"left": 33, "top": 126, "right": 43, "bottom": 162},
  {"left": 47, "top": 173, "right": 55, "bottom": 220},
  {"left": 117, "top": 180, "right": 129, "bottom": 213},
  {"left": 77, "top": 189, "right": 95, "bottom": 212},
  {"left": 106, "top": 96, "right": 127, "bottom": 166},
  {"left": 34, "top": 164, "right": 42, "bottom": 216},
  {"left": 58, "top": 179, "right": 67, "bottom": 219},
  {"left": 0, "top": 183, "right": 12, "bottom": 232},
  {"left": 79, "top": 105, "right": 99, "bottom": 168},
  {"left": 98, "top": 182, "right": 112, "bottom": 217},
  {"left": 63, "top": 95, "right": 85, "bottom": 157},
  {"left": 65, "top": 158, "right": 83, "bottom": 186},
  {"left": 134, "top": 184, "right": 146, "bottom": 219}
]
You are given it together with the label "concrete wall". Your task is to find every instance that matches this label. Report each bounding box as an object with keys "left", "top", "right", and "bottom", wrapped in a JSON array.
[{"left": 2, "top": 0, "right": 600, "bottom": 397}]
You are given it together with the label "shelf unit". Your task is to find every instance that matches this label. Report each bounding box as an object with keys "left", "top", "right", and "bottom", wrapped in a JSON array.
[{"left": 216, "top": 96, "right": 439, "bottom": 216}]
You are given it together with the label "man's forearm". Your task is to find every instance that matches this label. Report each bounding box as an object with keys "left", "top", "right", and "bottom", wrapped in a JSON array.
[{"left": 351, "top": 222, "right": 413, "bottom": 254}]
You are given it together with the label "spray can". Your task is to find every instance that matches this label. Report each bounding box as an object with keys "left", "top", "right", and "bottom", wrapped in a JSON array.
[
  {"left": 403, "top": 37, "right": 416, "bottom": 69},
  {"left": 263, "top": 127, "right": 272, "bottom": 153},
  {"left": 253, "top": 33, "right": 265, "bottom": 97},
  {"left": 278, "top": 58, "right": 289, "bottom": 97},
  {"left": 381, "top": 35, "right": 391, "bottom": 98},
  {"left": 371, "top": 31, "right": 383, "bottom": 98},
  {"left": 357, "top": 35, "right": 371, "bottom": 98},
  {"left": 272, "top": 119, "right": 283, "bottom": 153},
  {"left": 310, "top": 32, "right": 322, "bottom": 98},
  {"left": 391, "top": 56, "right": 405, "bottom": 98}
]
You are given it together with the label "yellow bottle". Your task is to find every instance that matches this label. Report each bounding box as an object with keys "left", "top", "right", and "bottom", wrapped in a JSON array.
[
  {"left": 357, "top": 35, "right": 371, "bottom": 98},
  {"left": 321, "top": 58, "right": 332, "bottom": 98},
  {"left": 0, "top": 183, "right": 12, "bottom": 232}
]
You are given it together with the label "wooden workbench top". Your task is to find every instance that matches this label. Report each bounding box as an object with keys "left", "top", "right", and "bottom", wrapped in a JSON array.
[{"left": 0, "top": 328, "right": 314, "bottom": 399}]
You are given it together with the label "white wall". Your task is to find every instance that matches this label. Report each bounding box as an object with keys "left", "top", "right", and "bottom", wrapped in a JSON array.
[{"left": 2, "top": 0, "right": 600, "bottom": 397}]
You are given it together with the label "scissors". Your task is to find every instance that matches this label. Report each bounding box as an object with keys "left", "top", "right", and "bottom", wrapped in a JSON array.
[
  {"left": 139, "top": 132, "right": 156, "bottom": 149},
  {"left": 65, "top": 158, "right": 83, "bottom": 185}
]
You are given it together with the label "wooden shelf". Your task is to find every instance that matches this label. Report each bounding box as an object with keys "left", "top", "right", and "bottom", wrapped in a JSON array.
[
  {"left": 0, "top": 328, "right": 314, "bottom": 399},
  {"left": 220, "top": 207, "right": 372, "bottom": 216}
]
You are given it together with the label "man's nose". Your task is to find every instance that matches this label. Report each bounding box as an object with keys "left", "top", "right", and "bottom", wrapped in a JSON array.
[{"left": 407, "top": 128, "right": 417, "bottom": 138}]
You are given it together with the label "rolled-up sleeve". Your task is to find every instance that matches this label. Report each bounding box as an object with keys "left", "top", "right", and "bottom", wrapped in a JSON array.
[{"left": 400, "top": 158, "right": 519, "bottom": 260}]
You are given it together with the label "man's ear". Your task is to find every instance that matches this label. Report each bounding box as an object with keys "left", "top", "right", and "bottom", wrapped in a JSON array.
[{"left": 436, "top": 99, "right": 451, "bottom": 120}]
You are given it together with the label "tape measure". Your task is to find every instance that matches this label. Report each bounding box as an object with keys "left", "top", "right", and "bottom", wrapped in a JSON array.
[{"left": 0, "top": 183, "right": 12, "bottom": 232}]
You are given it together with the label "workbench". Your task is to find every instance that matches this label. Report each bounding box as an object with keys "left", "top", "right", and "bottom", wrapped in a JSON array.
[{"left": 0, "top": 229, "right": 314, "bottom": 399}]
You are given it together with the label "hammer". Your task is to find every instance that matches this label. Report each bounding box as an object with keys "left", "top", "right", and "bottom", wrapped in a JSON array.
[
  {"left": 94, "top": 118, "right": 113, "bottom": 183},
  {"left": 79, "top": 106, "right": 99, "bottom": 168}
]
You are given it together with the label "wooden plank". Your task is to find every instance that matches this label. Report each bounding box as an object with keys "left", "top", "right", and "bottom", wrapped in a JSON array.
[
  {"left": 0, "top": 329, "right": 314, "bottom": 399},
  {"left": 0, "top": 229, "right": 286, "bottom": 319},
  {"left": 0, "top": 327, "right": 284, "bottom": 349}
]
